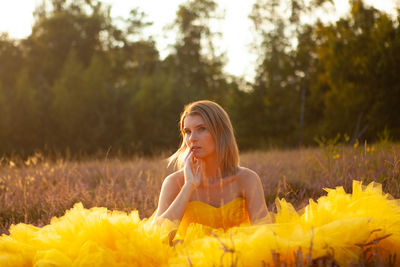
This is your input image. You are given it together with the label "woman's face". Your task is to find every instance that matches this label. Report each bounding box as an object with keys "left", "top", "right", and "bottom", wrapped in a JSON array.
[{"left": 183, "top": 114, "right": 216, "bottom": 159}]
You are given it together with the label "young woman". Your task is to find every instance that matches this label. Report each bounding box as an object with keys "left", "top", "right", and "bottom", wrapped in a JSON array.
[
  {"left": 153, "top": 100, "right": 270, "bottom": 235},
  {"left": 1, "top": 100, "right": 398, "bottom": 266}
]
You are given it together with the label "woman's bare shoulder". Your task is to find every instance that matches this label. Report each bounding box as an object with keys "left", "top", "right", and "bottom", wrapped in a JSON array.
[
  {"left": 163, "top": 170, "right": 185, "bottom": 188},
  {"left": 236, "top": 167, "right": 261, "bottom": 188}
]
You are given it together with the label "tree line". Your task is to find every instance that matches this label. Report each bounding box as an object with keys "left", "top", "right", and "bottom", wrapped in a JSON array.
[{"left": 0, "top": 0, "right": 399, "bottom": 157}]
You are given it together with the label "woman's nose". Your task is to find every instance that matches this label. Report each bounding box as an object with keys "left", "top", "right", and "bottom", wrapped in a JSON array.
[{"left": 189, "top": 132, "right": 197, "bottom": 142}]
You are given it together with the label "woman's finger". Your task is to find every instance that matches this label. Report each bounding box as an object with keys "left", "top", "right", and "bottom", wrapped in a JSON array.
[
  {"left": 185, "top": 150, "right": 192, "bottom": 162},
  {"left": 195, "top": 164, "right": 202, "bottom": 184},
  {"left": 185, "top": 151, "right": 192, "bottom": 164}
]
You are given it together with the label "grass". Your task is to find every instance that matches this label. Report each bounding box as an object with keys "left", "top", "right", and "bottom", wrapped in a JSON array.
[{"left": 0, "top": 142, "right": 399, "bottom": 266}]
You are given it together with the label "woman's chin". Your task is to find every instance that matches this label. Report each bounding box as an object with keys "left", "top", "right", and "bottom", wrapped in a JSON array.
[{"left": 193, "top": 152, "right": 204, "bottom": 158}]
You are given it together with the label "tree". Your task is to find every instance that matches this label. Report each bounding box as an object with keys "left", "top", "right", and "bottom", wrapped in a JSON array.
[
  {"left": 0, "top": 34, "right": 23, "bottom": 91},
  {"left": 0, "top": 82, "right": 11, "bottom": 152},
  {"left": 25, "top": 0, "right": 110, "bottom": 87},
  {"left": 50, "top": 49, "right": 85, "bottom": 150},
  {"left": 248, "top": 0, "right": 300, "bottom": 147},
  {"left": 167, "top": 0, "right": 228, "bottom": 103},
  {"left": 248, "top": 0, "right": 335, "bottom": 147},
  {"left": 314, "top": 0, "right": 400, "bottom": 142}
]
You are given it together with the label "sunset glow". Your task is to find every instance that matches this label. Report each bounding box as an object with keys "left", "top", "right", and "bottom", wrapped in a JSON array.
[{"left": 0, "top": 0, "right": 397, "bottom": 80}]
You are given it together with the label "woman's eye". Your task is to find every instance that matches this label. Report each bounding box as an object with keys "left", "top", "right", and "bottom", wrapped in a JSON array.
[
  {"left": 185, "top": 130, "right": 191, "bottom": 135},
  {"left": 199, "top": 127, "right": 206, "bottom": 131}
]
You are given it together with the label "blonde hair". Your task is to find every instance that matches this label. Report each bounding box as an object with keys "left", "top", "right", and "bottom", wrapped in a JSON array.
[{"left": 168, "top": 100, "right": 239, "bottom": 176}]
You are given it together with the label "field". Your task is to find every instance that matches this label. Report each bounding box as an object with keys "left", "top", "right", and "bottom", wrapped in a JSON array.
[{"left": 1, "top": 141, "right": 399, "bottom": 236}]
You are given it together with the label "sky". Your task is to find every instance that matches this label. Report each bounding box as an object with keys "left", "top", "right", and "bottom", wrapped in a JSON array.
[{"left": 0, "top": 0, "right": 398, "bottom": 81}]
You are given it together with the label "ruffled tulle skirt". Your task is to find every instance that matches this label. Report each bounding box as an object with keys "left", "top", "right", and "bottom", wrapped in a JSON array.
[{"left": 1, "top": 180, "right": 399, "bottom": 266}]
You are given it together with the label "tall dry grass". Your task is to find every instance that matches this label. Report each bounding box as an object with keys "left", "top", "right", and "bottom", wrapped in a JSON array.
[{"left": 0, "top": 142, "right": 399, "bottom": 236}]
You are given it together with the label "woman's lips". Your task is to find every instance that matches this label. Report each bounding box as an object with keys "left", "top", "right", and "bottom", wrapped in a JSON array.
[{"left": 191, "top": 146, "right": 200, "bottom": 151}]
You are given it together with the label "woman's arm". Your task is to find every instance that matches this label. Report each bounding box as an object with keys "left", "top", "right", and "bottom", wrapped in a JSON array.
[
  {"left": 154, "top": 152, "right": 201, "bottom": 223},
  {"left": 153, "top": 172, "right": 195, "bottom": 222},
  {"left": 239, "top": 169, "right": 270, "bottom": 224}
]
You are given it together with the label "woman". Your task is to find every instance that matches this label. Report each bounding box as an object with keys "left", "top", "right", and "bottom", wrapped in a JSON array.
[
  {"left": 153, "top": 100, "right": 270, "bottom": 236},
  {"left": 1, "top": 100, "right": 399, "bottom": 266}
]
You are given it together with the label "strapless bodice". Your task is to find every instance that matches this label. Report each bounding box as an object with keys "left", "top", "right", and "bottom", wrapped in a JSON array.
[{"left": 177, "top": 197, "right": 250, "bottom": 235}]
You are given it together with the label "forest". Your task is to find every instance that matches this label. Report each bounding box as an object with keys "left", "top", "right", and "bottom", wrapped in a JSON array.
[{"left": 0, "top": 0, "right": 399, "bottom": 157}]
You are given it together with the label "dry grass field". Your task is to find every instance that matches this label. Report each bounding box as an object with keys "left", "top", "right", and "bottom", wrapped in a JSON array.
[{"left": 0, "top": 141, "right": 399, "bottom": 237}]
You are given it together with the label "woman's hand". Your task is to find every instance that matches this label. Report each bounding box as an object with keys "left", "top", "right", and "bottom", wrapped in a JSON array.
[
  {"left": 183, "top": 151, "right": 202, "bottom": 189},
  {"left": 154, "top": 150, "right": 203, "bottom": 225}
]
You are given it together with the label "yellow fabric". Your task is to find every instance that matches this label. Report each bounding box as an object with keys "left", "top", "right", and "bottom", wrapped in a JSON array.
[
  {"left": 177, "top": 197, "right": 250, "bottom": 236},
  {"left": 0, "top": 180, "right": 399, "bottom": 266}
]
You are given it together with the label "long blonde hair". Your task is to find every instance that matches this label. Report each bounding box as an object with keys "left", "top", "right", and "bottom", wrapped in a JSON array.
[{"left": 168, "top": 100, "right": 239, "bottom": 176}]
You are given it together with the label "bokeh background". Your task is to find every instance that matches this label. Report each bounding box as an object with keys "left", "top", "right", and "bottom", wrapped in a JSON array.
[{"left": 0, "top": 0, "right": 399, "bottom": 157}]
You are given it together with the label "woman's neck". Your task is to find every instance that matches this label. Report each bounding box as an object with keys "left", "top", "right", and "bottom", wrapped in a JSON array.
[{"left": 200, "top": 154, "right": 222, "bottom": 185}]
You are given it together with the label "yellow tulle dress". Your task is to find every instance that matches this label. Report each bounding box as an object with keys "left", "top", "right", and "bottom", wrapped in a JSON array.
[{"left": 1, "top": 180, "right": 400, "bottom": 266}]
